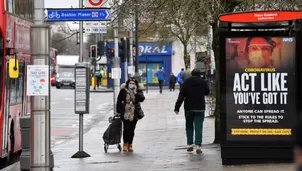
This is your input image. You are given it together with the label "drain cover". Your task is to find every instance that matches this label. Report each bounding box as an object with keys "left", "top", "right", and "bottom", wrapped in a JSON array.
[{"left": 89, "top": 161, "right": 119, "bottom": 164}]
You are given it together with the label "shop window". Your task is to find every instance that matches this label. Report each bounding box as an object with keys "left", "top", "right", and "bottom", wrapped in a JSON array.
[
  {"left": 138, "top": 63, "right": 163, "bottom": 84},
  {"left": 138, "top": 63, "right": 147, "bottom": 84},
  {"left": 16, "top": 65, "right": 24, "bottom": 104}
]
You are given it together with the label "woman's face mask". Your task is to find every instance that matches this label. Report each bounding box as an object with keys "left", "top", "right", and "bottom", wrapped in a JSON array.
[{"left": 128, "top": 84, "right": 135, "bottom": 90}]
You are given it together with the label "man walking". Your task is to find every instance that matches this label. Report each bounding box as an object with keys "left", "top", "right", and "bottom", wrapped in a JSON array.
[
  {"left": 156, "top": 67, "right": 165, "bottom": 94},
  {"left": 96, "top": 70, "right": 102, "bottom": 88},
  {"left": 174, "top": 69, "right": 210, "bottom": 154}
]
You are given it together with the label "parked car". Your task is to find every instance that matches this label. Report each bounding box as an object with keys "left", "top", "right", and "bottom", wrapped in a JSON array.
[{"left": 55, "top": 72, "right": 75, "bottom": 89}]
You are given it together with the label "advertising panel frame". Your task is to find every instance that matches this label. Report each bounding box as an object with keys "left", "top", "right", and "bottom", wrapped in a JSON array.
[{"left": 220, "top": 30, "right": 298, "bottom": 165}]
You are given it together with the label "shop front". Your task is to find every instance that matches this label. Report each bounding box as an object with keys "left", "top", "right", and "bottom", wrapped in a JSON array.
[
  {"left": 107, "top": 42, "right": 172, "bottom": 87},
  {"left": 137, "top": 42, "right": 172, "bottom": 86}
]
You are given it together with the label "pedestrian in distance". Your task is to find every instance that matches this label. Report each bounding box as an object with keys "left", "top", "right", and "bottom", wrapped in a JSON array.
[
  {"left": 116, "top": 77, "right": 145, "bottom": 152},
  {"left": 177, "top": 68, "right": 184, "bottom": 89},
  {"left": 169, "top": 72, "right": 176, "bottom": 92},
  {"left": 174, "top": 69, "right": 210, "bottom": 154},
  {"left": 96, "top": 70, "right": 102, "bottom": 88},
  {"left": 181, "top": 67, "right": 192, "bottom": 82},
  {"left": 156, "top": 67, "right": 165, "bottom": 94}
]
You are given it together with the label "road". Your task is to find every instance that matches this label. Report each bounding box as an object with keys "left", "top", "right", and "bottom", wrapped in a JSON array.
[{"left": 50, "top": 86, "right": 113, "bottom": 147}]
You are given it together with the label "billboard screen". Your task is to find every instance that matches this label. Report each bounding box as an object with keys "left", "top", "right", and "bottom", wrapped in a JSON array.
[{"left": 225, "top": 37, "right": 296, "bottom": 141}]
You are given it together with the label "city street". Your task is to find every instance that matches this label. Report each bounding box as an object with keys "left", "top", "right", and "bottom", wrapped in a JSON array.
[
  {"left": 50, "top": 86, "right": 113, "bottom": 147},
  {"left": 3, "top": 89, "right": 295, "bottom": 171}
]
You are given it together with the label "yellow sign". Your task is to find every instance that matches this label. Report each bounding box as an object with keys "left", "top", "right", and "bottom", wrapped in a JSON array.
[
  {"left": 231, "top": 128, "right": 291, "bottom": 136},
  {"left": 9, "top": 58, "right": 19, "bottom": 78}
]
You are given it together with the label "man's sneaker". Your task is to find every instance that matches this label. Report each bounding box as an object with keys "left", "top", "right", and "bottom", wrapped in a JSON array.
[
  {"left": 187, "top": 145, "right": 193, "bottom": 152},
  {"left": 196, "top": 146, "right": 202, "bottom": 154}
]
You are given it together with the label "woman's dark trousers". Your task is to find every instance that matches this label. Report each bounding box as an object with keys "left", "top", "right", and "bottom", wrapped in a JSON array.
[{"left": 122, "top": 119, "right": 138, "bottom": 144}]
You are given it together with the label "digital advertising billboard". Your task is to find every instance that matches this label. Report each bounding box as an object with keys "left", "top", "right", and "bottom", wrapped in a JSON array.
[{"left": 224, "top": 36, "right": 296, "bottom": 141}]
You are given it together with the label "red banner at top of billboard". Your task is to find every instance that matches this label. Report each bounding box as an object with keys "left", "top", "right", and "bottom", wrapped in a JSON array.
[{"left": 219, "top": 11, "right": 302, "bottom": 23}]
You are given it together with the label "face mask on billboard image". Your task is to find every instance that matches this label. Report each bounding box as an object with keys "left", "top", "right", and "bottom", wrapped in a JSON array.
[{"left": 249, "top": 51, "right": 266, "bottom": 67}]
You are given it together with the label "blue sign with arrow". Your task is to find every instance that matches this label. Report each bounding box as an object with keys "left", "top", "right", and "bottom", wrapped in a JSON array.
[{"left": 46, "top": 8, "right": 111, "bottom": 21}]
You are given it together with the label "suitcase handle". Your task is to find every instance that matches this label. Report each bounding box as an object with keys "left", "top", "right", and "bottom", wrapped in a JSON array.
[{"left": 109, "top": 114, "right": 121, "bottom": 123}]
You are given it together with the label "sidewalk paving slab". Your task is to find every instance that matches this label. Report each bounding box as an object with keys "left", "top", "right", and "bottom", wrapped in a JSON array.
[{"left": 3, "top": 90, "right": 295, "bottom": 171}]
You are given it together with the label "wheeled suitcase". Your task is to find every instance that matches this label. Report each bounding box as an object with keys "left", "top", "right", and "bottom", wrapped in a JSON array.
[{"left": 102, "top": 115, "right": 122, "bottom": 153}]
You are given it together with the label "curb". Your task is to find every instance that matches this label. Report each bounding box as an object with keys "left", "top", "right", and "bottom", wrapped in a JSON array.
[{"left": 0, "top": 163, "right": 18, "bottom": 171}]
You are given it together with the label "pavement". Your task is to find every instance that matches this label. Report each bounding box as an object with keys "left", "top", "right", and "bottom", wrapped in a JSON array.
[
  {"left": 90, "top": 86, "right": 113, "bottom": 92},
  {"left": 88, "top": 85, "right": 181, "bottom": 93},
  {"left": 51, "top": 87, "right": 113, "bottom": 147},
  {"left": 2, "top": 89, "right": 296, "bottom": 171}
]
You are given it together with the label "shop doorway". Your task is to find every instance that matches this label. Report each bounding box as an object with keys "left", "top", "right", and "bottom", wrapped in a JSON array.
[{"left": 139, "top": 62, "right": 163, "bottom": 85}]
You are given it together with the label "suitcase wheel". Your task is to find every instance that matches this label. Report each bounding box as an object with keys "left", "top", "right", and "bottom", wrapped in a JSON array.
[
  {"left": 104, "top": 144, "right": 108, "bottom": 153},
  {"left": 117, "top": 144, "right": 121, "bottom": 152}
]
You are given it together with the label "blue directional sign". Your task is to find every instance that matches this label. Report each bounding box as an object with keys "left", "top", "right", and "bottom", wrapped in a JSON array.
[{"left": 46, "top": 8, "right": 111, "bottom": 21}]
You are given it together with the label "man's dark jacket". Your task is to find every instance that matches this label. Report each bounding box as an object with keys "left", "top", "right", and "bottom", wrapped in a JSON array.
[{"left": 174, "top": 76, "right": 210, "bottom": 112}]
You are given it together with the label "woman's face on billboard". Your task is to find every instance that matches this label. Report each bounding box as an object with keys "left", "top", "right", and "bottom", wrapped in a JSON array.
[{"left": 247, "top": 38, "right": 273, "bottom": 66}]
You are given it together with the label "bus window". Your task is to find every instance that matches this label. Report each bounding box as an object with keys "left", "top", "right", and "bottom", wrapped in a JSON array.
[{"left": 10, "top": 78, "right": 17, "bottom": 104}]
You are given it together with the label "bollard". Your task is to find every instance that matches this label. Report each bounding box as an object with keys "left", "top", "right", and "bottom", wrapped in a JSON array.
[{"left": 20, "top": 116, "right": 54, "bottom": 170}]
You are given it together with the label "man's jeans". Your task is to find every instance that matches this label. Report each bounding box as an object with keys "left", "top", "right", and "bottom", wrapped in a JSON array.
[{"left": 185, "top": 110, "right": 205, "bottom": 146}]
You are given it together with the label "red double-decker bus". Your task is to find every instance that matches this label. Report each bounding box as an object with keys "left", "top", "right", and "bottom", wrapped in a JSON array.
[
  {"left": 0, "top": 0, "right": 33, "bottom": 167},
  {"left": 50, "top": 48, "right": 58, "bottom": 86}
]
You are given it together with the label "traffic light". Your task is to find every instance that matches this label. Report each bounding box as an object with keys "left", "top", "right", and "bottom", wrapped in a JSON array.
[
  {"left": 118, "top": 38, "right": 126, "bottom": 62},
  {"left": 106, "top": 46, "right": 114, "bottom": 58},
  {"left": 90, "top": 45, "right": 97, "bottom": 58},
  {"left": 97, "top": 41, "right": 104, "bottom": 57}
]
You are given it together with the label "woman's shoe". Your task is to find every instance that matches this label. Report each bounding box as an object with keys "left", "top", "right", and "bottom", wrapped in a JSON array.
[
  {"left": 187, "top": 145, "right": 193, "bottom": 152},
  {"left": 196, "top": 146, "right": 202, "bottom": 154},
  {"left": 128, "top": 144, "right": 133, "bottom": 152},
  {"left": 123, "top": 143, "right": 128, "bottom": 152}
]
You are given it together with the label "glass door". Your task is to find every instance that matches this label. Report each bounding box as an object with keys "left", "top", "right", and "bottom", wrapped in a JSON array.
[{"left": 149, "top": 63, "right": 163, "bottom": 84}]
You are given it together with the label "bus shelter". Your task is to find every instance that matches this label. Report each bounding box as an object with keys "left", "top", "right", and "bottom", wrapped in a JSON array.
[{"left": 218, "top": 10, "right": 302, "bottom": 165}]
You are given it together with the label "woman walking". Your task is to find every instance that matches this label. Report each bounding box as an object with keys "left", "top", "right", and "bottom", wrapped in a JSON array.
[
  {"left": 169, "top": 73, "right": 176, "bottom": 91},
  {"left": 116, "top": 77, "right": 145, "bottom": 152}
]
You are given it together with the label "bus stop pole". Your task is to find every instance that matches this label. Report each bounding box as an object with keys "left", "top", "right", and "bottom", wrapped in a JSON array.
[
  {"left": 30, "top": 0, "right": 53, "bottom": 170},
  {"left": 70, "top": 0, "right": 90, "bottom": 159},
  {"left": 113, "top": 0, "right": 120, "bottom": 114},
  {"left": 79, "top": 2, "right": 84, "bottom": 152}
]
